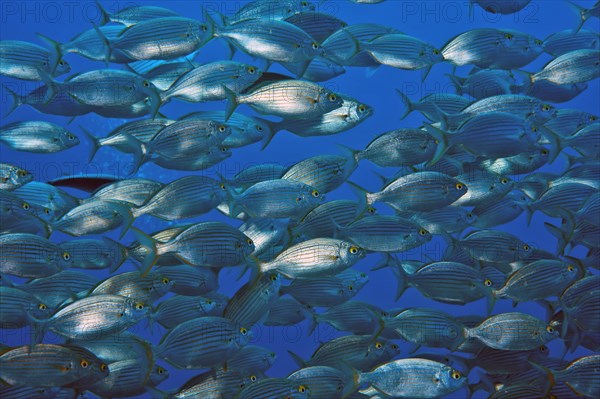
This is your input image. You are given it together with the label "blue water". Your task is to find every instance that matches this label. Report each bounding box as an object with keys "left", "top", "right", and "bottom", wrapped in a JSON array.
[{"left": 1, "top": 1, "right": 598, "bottom": 398}]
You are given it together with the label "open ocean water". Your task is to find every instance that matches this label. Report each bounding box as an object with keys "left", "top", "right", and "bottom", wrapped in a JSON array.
[{"left": 0, "top": 1, "right": 599, "bottom": 398}]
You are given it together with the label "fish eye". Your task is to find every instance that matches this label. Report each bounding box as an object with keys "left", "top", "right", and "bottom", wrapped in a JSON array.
[
  {"left": 328, "top": 94, "right": 337, "bottom": 101},
  {"left": 546, "top": 326, "right": 554, "bottom": 333},
  {"left": 298, "top": 385, "right": 307, "bottom": 393},
  {"left": 311, "top": 190, "right": 319, "bottom": 198},
  {"left": 484, "top": 279, "right": 492, "bottom": 287},
  {"left": 201, "top": 25, "right": 208, "bottom": 31},
  {"left": 391, "top": 343, "right": 399, "bottom": 349},
  {"left": 22, "top": 202, "right": 30, "bottom": 210},
  {"left": 296, "top": 196, "right": 303, "bottom": 202},
  {"left": 542, "top": 104, "right": 551, "bottom": 111},
  {"left": 367, "top": 206, "right": 376, "bottom": 214},
  {"left": 135, "top": 303, "right": 145, "bottom": 311},
  {"left": 68, "top": 134, "right": 76, "bottom": 140},
  {"left": 301, "top": 1, "right": 308, "bottom": 5},
  {"left": 433, "top": 49, "right": 440, "bottom": 55},
  {"left": 38, "top": 303, "right": 47, "bottom": 310},
  {"left": 62, "top": 252, "right": 71, "bottom": 261},
  {"left": 80, "top": 359, "right": 89, "bottom": 368},
  {"left": 250, "top": 375, "right": 257, "bottom": 381},
  {"left": 567, "top": 265, "right": 575, "bottom": 272},
  {"left": 523, "top": 244, "right": 530, "bottom": 251},
  {"left": 247, "top": 66, "right": 256, "bottom": 74},
  {"left": 500, "top": 178, "right": 509, "bottom": 184},
  {"left": 162, "top": 278, "right": 170, "bottom": 284},
  {"left": 18, "top": 170, "right": 28, "bottom": 176},
  {"left": 143, "top": 80, "right": 150, "bottom": 87},
  {"left": 504, "top": 33, "right": 513, "bottom": 40},
  {"left": 419, "top": 228, "right": 428, "bottom": 236},
  {"left": 590, "top": 115, "right": 598, "bottom": 121},
  {"left": 100, "top": 363, "right": 108, "bottom": 371},
  {"left": 157, "top": 367, "right": 165, "bottom": 374},
  {"left": 59, "top": 60, "right": 65, "bottom": 66},
  {"left": 360, "top": 272, "right": 367, "bottom": 278},
  {"left": 240, "top": 327, "right": 248, "bottom": 335},
  {"left": 256, "top": 125, "right": 264, "bottom": 131},
  {"left": 219, "top": 183, "right": 226, "bottom": 190},
  {"left": 451, "top": 371, "right": 461, "bottom": 380},
  {"left": 44, "top": 208, "right": 50, "bottom": 214},
  {"left": 455, "top": 183, "right": 464, "bottom": 190},
  {"left": 375, "top": 342, "right": 383, "bottom": 349},
  {"left": 535, "top": 39, "right": 542, "bottom": 45},
  {"left": 270, "top": 274, "right": 278, "bottom": 281},
  {"left": 247, "top": 238, "right": 254, "bottom": 245},
  {"left": 541, "top": 149, "right": 549, "bottom": 155},
  {"left": 311, "top": 42, "right": 319, "bottom": 49},
  {"left": 218, "top": 125, "right": 227, "bottom": 132},
  {"left": 348, "top": 285, "right": 353, "bottom": 291},
  {"left": 540, "top": 345, "right": 548, "bottom": 352},
  {"left": 220, "top": 147, "right": 227, "bottom": 152},
  {"left": 358, "top": 104, "right": 366, "bottom": 112},
  {"left": 349, "top": 246, "right": 359, "bottom": 254},
  {"left": 1, "top": 177, "right": 8, "bottom": 182}
]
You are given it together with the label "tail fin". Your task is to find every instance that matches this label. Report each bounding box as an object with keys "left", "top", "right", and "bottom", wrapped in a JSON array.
[
  {"left": 445, "top": 73, "right": 465, "bottom": 95},
  {"left": 566, "top": 1, "right": 588, "bottom": 32},
  {"left": 544, "top": 222, "right": 568, "bottom": 255},
  {"left": 91, "top": 23, "right": 113, "bottom": 66},
  {"left": 35, "top": 33, "right": 64, "bottom": 75},
  {"left": 287, "top": 350, "right": 307, "bottom": 368},
  {"left": 528, "top": 361, "right": 556, "bottom": 398},
  {"left": 258, "top": 119, "right": 282, "bottom": 150},
  {"left": 79, "top": 125, "right": 101, "bottom": 163},
  {"left": 336, "top": 143, "right": 362, "bottom": 163},
  {"left": 95, "top": 0, "right": 111, "bottom": 25},
  {"left": 539, "top": 126, "right": 564, "bottom": 164},
  {"left": 422, "top": 122, "right": 451, "bottom": 166},
  {"left": 346, "top": 181, "right": 371, "bottom": 219},
  {"left": 116, "top": 203, "right": 134, "bottom": 239},
  {"left": 222, "top": 85, "right": 239, "bottom": 122},
  {"left": 395, "top": 89, "right": 414, "bottom": 120},
  {"left": 131, "top": 227, "right": 158, "bottom": 277},
  {"left": 1, "top": 83, "right": 24, "bottom": 117}
]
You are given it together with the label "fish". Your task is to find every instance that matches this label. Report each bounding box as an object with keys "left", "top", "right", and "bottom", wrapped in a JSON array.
[
  {"left": 447, "top": 68, "right": 514, "bottom": 99},
  {"left": 152, "top": 295, "right": 219, "bottom": 329},
  {"left": 236, "top": 377, "right": 310, "bottom": 399},
  {"left": 0, "top": 121, "right": 79, "bottom": 153},
  {"left": 155, "top": 316, "right": 250, "bottom": 369},
  {"left": 359, "top": 358, "right": 466, "bottom": 399},
  {"left": 258, "top": 238, "right": 365, "bottom": 278},
  {"left": 96, "top": 3, "right": 180, "bottom": 26},
  {"left": 350, "top": 171, "right": 468, "bottom": 213},
  {"left": 133, "top": 222, "right": 255, "bottom": 274},
  {"left": 0, "top": 233, "right": 71, "bottom": 278},
  {"left": 288, "top": 365, "right": 358, "bottom": 399},
  {"left": 445, "top": 229, "right": 533, "bottom": 263},
  {"left": 0, "top": 40, "right": 70, "bottom": 80},
  {"left": 34, "top": 294, "right": 149, "bottom": 340},
  {"left": 160, "top": 61, "right": 262, "bottom": 103},
  {"left": 543, "top": 29, "right": 600, "bottom": 57},
  {"left": 264, "top": 296, "right": 315, "bottom": 327},
  {"left": 354, "top": 128, "right": 438, "bottom": 167},
  {"left": 86, "top": 178, "right": 165, "bottom": 207},
  {"left": 280, "top": 271, "right": 369, "bottom": 307},
  {"left": 282, "top": 154, "right": 358, "bottom": 193},
  {"left": 21, "top": 270, "right": 97, "bottom": 309},
  {"left": 0, "top": 344, "right": 108, "bottom": 388},
  {"left": 408, "top": 206, "right": 477, "bottom": 235},
  {"left": 223, "top": 79, "right": 343, "bottom": 121},
  {"left": 0, "top": 163, "right": 32, "bottom": 191},
  {"left": 228, "top": 345, "right": 277, "bottom": 374},
  {"left": 452, "top": 169, "right": 514, "bottom": 207},
  {"left": 396, "top": 91, "right": 472, "bottom": 120},
  {"left": 51, "top": 199, "right": 134, "bottom": 238},
  {"left": 472, "top": 190, "right": 531, "bottom": 228},
  {"left": 532, "top": 49, "right": 600, "bottom": 85},
  {"left": 229, "top": 0, "right": 316, "bottom": 24},
  {"left": 90, "top": 271, "right": 173, "bottom": 303},
  {"left": 533, "top": 355, "right": 600, "bottom": 398},
  {"left": 470, "top": 0, "right": 532, "bottom": 14},
  {"left": 223, "top": 273, "right": 281, "bottom": 327},
  {"left": 314, "top": 300, "right": 388, "bottom": 335},
  {"left": 465, "top": 312, "right": 559, "bottom": 350},
  {"left": 0, "top": 286, "right": 52, "bottom": 329}
]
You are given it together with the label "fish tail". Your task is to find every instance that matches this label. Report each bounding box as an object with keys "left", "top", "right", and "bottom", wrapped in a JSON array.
[
  {"left": 78, "top": 125, "right": 101, "bottom": 163},
  {"left": 346, "top": 181, "right": 372, "bottom": 219},
  {"left": 422, "top": 122, "right": 450, "bottom": 166},
  {"left": 95, "top": 0, "right": 111, "bottom": 25},
  {"left": 528, "top": 361, "right": 556, "bottom": 397},
  {"left": 566, "top": 1, "right": 587, "bottom": 33},
  {"left": 336, "top": 143, "right": 362, "bottom": 163},
  {"left": 524, "top": 203, "right": 535, "bottom": 226},
  {"left": 120, "top": 132, "right": 146, "bottom": 174},
  {"left": 35, "top": 33, "right": 64, "bottom": 75},
  {"left": 395, "top": 89, "right": 414, "bottom": 120},
  {"left": 1, "top": 83, "right": 23, "bottom": 117},
  {"left": 34, "top": 67, "right": 59, "bottom": 104},
  {"left": 307, "top": 312, "right": 318, "bottom": 336},
  {"left": 131, "top": 227, "right": 159, "bottom": 277},
  {"left": 420, "top": 65, "right": 433, "bottom": 82},
  {"left": 118, "top": 205, "right": 134, "bottom": 239},
  {"left": 91, "top": 22, "right": 113, "bottom": 67},
  {"left": 259, "top": 119, "right": 281, "bottom": 150},
  {"left": 25, "top": 311, "right": 48, "bottom": 345},
  {"left": 222, "top": 85, "right": 239, "bottom": 122},
  {"left": 445, "top": 73, "right": 465, "bottom": 95},
  {"left": 544, "top": 222, "right": 569, "bottom": 255},
  {"left": 287, "top": 350, "right": 307, "bottom": 368},
  {"left": 539, "top": 126, "right": 564, "bottom": 164}
]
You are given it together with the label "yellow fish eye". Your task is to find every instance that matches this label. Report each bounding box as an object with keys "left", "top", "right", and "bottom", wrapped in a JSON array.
[
  {"left": 539, "top": 345, "right": 547, "bottom": 352},
  {"left": 451, "top": 371, "right": 461, "bottom": 380},
  {"left": 567, "top": 265, "right": 575, "bottom": 272},
  {"left": 312, "top": 42, "right": 319, "bottom": 49},
  {"left": 349, "top": 246, "right": 359, "bottom": 254},
  {"left": 546, "top": 326, "right": 554, "bottom": 333},
  {"left": 484, "top": 279, "right": 492, "bottom": 287},
  {"left": 135, "top": 303, "right": 145, "bottom": 311},
  {"left": 162, "top": 278, "right": 170, "bottom": 284},
  {"left": 501, "top": 178, "right": 509, "bottom": 184},
  {"left": 541, "top": 149, "right": 549, "bottom": 155},
  {"left": 62, "top": 252, "right": 71, "bottom": 261},
  {"left": 505, "top": 33, "right": 513, "bottom": 39},
  {"left": 419, "top": 228, "right": 428, "bottom": 236},
  {"left": 270, "top": 274, "right": 278, "bottom": 281},
  {"left": 240, "top": 327, "right": 248, "bottom": 335},
  {"left": 250, "top": 375, "right": 257, "bottom": 381},
  {"left": 218, "top": 125, "right": 226, "bottom": 132},
  {"left": 80, "top": 359, "right": 89, "bottom": 368},
  {"left": 311, "top": 190, "right": 319, "bottom": 198},
  {"left": 328, "top": 94, "right": 337, "bottom": 101},
  {"left": 247, "top": 238, "right": 254, "bottom": 245},
  {"left": 100, "top": 363, "right": 108, "bottom": 371},
  {"left": 157, "top": 367, "right": 165, "bottom": 374},
  {"left": 542, "top": 104, "right": 551, "bottom": 111},
  {"left": 298, "top": 385, "right": 307, "bottom": 393},
  {"left": 38, "top": 303, "right": 47, "bottom": 310},
  {"left": 22, "top": 202, "right": 30, "bottom": 210},
  {"left": 219, "top": 183, "right": 226, "bottom": 190},
  {"left": 44, "top": 208, "right": 50, "bottom": 214},
  {"left": 348, "top": 285, "right": 353, "bottom": 291},
  {"left": 523, "top": 244, "right": 530, "bottom": 251},
  {"left": 247, "top": 66, "right": 255, "bottom": 74},
  {"left": 590, "top": 115, "right": 598, "bottom": 121},
  {"left": 375, "top": 342, "right": 383, "bottom": 349},
  {"left": 455, "top": 183, "right": 464, "bottom": 190},
  {"left": 358, "top": 104, "right": 366, "bottom": 112},
  {"left": 433, "top": 48, "right": 440, "bottom": 55},
  {"left": 143, "top": 80, "right": 150, "bottom": 87}
]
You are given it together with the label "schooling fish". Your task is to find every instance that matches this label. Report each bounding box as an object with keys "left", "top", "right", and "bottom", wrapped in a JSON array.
[{"left": 0, "top": 121, "right": 79, "bottom": 153}]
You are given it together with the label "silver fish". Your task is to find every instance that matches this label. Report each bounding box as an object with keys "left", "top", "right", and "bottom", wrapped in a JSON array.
[
  {"left": 532, "top": 49, "right": 600, "bottom": 85},
  {"left": 0, "top": 163, "right": 32, "bottom": 191},
  {"left": 0, "top": 40, "right": 70, "bottom": 80},
  {"left": 0, "top": 121, "right": 79, "bottom": 153},
  {"left": 0, "top": 233, "right": 71, "bottom": 278}
]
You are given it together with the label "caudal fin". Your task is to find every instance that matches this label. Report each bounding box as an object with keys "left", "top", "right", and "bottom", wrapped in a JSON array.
[
  {"left": 422, "top": 122, "right": 451, "bottom": 166},
  {"left": 1, "top": 84, "right": 24, "bottom": 117},
  {"left": 36, "top": 33, "right": 64, "bottom": 75},
  {"left": 395, "top": 89, "right": 414, "bottom": 120},
  {"left": 222, "top": 85, "right": 239, "bottom": 122},
  {"left": 79, "top": 125, "right": 101, "bottom": 163},
  {"left": 131, "top": 227, "right": 158, "bottom": 277}
]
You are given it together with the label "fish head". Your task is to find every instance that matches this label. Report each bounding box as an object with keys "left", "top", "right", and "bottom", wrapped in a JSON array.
[
  {"left": 447, "top": 179, "right": 468, "bottom": 201},
  {"left": 416, "top": 226, "right": 433, "bottom": 243},
  {"left": 497, "top": 175, "right": 514, "bottom": 191},
  {"left": 208, "top": 121, "right": 232, "bottom": 141},
  {"left": 422, "top": 46, "right": 445, "bottom": 65},
  {"left": 6, "top": 166, "right": 33, "bottom": 187},
  {"left": 291, "top": 383, "right": 311, "bottom": 399},
  {"left": 318, "top": 89, "right": 344, "bottom": 112},
  {"left": 517, "top": 242, "right": 533, "bottom": 259},
  {"left": 197, "top": 297, "right": 218, "bottom": 315},
  {"left": 74, "top": 356, "right": 109, "bottom": 381},
  {"left": 351, "top": 101, "right": 373, "bottom": 123},
  {"left": 194, "top": 21, "right": 213, "bottom": 45},
  {"left": 238, "top": 233, "right": 256, "bottom": 258},
  {"left": 439, "top": 365, "right": 468, "bottom": 392},
  {"left": 239, "top": 63, "right": 263, "bottom": 85},
  {"left": 54, "top": 58, "right": 71, "bottom": 76},
  {"left": 152, "top": 274, "right": 175, "bottom": 298},
  {"left": 29, "top": 301, "right": 54, "bottom": 319},
  {"left": 527, "top": 37, "right": 545, "bottom": 55},
  {"left": 235, "top": 325, "right": 253, "bottom": 347},
  {"left": 462, "top": 210, "right": 478, "bottom": 226},
  {"left": 125, "top": 299, "right": 151, "bottom": 322},
  {"left": 59, "top": 130, "right": 80, "bottom": 149},
  {"left": 149, "top": 364, "right": 169, "bottom": 386},
  {"left": 530, "top": 345, "right": 550, "bottom": 362},
  {"left": 540, "top": 323, "right": 560, "bottom": 343},
  {"left": 339, "top": 241, "right": 366, "bottom": 264},
  {"left": 561, "top": 262, "right": 585, "bottom": 283},
  {"left": 58, "top": 249, "right": 74, "bottom": 269},
  {"left": 537, "top": 102, "right": 558, "bottom": 120}
]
